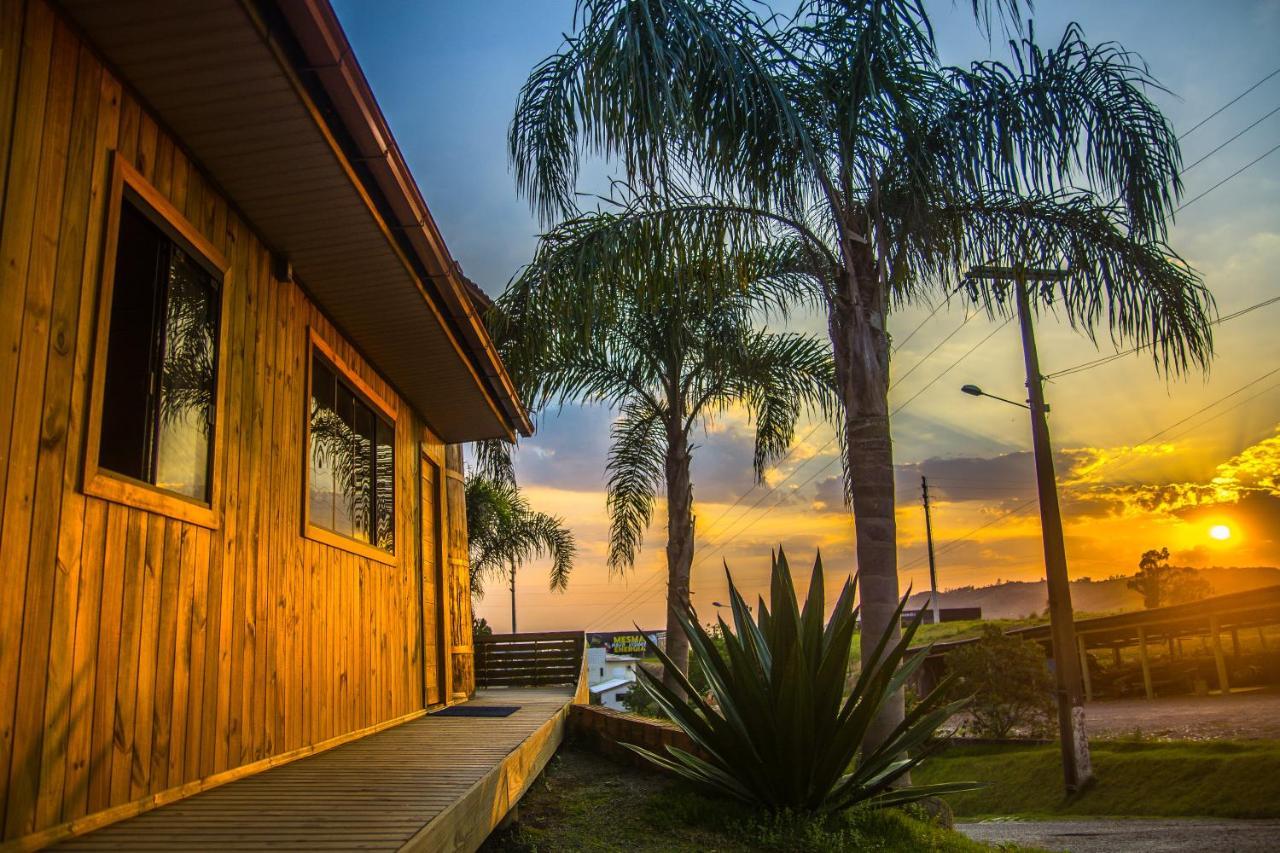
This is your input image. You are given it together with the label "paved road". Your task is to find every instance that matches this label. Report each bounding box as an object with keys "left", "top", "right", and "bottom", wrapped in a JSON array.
[{"left": 958, "top": 818, "right": 1280, "bottom": 852}]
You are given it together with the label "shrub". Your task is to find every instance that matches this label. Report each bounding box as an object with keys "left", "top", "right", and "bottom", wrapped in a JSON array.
[
  {"left": 628, "top": 548, "right": 976, "bottom": 812},
  {"left": 945, "top": 624, "right": 1055, "bottom": 738}
]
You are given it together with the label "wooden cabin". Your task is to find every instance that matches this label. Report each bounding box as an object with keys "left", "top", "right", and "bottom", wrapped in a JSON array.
[{"left": 0, "top": 0, "right": 533, "bottom": 846}]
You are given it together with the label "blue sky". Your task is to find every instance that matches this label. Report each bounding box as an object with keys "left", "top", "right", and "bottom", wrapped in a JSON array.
[{"left": 334, "top": 1, "right": 1280, "bottom": 631}]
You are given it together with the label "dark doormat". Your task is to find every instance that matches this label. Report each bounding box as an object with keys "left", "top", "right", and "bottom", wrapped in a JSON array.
[{"left": 430, "top": 705, "right": 520, "bottom": 718}]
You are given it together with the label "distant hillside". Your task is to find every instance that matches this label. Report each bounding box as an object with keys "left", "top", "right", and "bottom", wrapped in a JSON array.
[{"left": 906, "top": 566, "right": 1280, "bottom": 619}]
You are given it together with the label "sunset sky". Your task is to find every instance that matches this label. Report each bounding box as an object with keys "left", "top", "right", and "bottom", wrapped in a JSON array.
[{"left": 333, "top": 1, "right": 1280, "bottom": 632}]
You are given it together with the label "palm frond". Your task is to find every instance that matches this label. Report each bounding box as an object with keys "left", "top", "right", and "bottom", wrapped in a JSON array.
[
  {"left": 605, "top": 401, "right": 665, "bottom": 572},
  {"left": 930, "top": 23, "right": 1182, "bottom": 240},
  {"left": 472, "top": 439, "right": 516, "bottom": 486},
  {"left": 890, "top": 191, "right": 1214, "bottom": 376},
  {"left": 464, "top": 473, "right": 577, "bottom": 596},
  {"left": 509, "top": 0, "right": 826, "bottom": 222}
]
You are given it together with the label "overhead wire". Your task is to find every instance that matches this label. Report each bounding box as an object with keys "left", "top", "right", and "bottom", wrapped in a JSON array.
[
  {"left": 579, "top": 71, "right": 1280, "bottom": 630},
  {"left": 1173, "top": 140, "right": 1280, "bottom": 214},
  {"left": 1182, "top": 103, "right": 1280, "bottom": 172},
  {"left": 1046, "top": 294, "right": 1280, "bottom": 379},
  {"left": 1179, "top": 66, "right": 1280, "bottom": 138}
]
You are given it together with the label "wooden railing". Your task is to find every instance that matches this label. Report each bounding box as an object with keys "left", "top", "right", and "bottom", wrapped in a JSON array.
[{"left": 475, "top": 631, "right": 586, "bottom": 689}]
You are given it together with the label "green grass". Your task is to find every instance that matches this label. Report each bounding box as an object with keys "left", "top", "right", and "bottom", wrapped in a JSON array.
[
  {"left": 916, "top": 740, "right": 1280, "bottom": 820},
  {"left": 481, "top": 746, "right": 1040, "bottom": 852}
]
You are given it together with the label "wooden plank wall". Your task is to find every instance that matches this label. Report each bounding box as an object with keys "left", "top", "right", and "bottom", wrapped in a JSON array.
[
  {"left": 444, "top": 445, "right": 475, "bottom": 700},
  {"left": 0, "top": 0, "right": 470, "bottom": 843}
]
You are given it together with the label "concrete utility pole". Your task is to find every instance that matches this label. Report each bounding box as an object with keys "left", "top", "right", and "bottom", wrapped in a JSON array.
[
  {"left": 921, "top": 476, "right": 941, "bottom": 624},
  {"left": 965, "top": 264, "right": 1095, "bottom": 793}
]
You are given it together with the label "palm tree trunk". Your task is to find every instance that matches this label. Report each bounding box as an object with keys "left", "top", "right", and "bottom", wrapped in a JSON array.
[
  {"left": 662, "top": 426, "right": 695, "bottom": 696},
  {"left": 828, "top": 249, "right": 902, "bottom": 753}
]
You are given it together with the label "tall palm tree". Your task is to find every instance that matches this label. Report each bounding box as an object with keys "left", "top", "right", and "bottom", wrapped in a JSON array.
[
  {"left": 465, "top": 473, "right": 576, "bottom": 633},
  {"left": 491, "top": 220, "right": 836, "bottom": 689},
  {"left": 508, "top": 1, "right": 1214, "bottom": 747}
]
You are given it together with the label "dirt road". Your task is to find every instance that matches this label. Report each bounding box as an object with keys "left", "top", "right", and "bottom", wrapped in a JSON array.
[{"left": 959, "top": 818, "right": 1280, "bottom": 852}]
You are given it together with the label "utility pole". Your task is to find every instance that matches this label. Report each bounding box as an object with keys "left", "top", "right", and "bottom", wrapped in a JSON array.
[
  {"left": 921, "top": 476, "right": 941, "bottom": 625},
  {"left": 509, "top": 562, "right": 517, "bottom": 634},
  {"left": 966, "top": 264, "right": 1094, "bottom": 793}
]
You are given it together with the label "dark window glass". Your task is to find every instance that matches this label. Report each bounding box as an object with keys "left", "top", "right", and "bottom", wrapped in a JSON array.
[
  {"left": 98, "top": 201, "right": 219, "bottom": 500},
  {"left": 307, "top": 352, "right": 395, "bottom": 552}
]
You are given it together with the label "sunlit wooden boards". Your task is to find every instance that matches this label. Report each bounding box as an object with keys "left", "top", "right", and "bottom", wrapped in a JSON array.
[
  {"left": 0, "top": 0, "right": 477, "bottom": 845},
  {"left": 51, "top": 688, "right": 574, "bottom": 852}
]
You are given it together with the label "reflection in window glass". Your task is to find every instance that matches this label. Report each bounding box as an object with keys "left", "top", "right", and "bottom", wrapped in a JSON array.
[
  {"left": 374, "top": 417, "right": 395, "bottom": 550},
  {"left": 307, "top": 351, "right": 395, "bottom": 552},
  {"left": 98, "top": 201, "right": 219, "bottom": 500},
  {"left": 308, "top": 356, "right": 337, "bottom": 532},
  {"left": 155, "top": 247, "right": 218, "bottom": 499}
]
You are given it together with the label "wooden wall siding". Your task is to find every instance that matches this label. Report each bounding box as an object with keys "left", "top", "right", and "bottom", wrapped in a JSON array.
[
  {"left": 444, "top": 445, "right": 475, "bottom": 700},
  {"left": 0, "top": 1, "right": 468, "bottom": 842}
]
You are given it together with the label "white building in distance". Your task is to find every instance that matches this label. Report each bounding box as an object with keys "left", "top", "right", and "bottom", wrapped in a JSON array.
[{"left": 587, "top": 646, "right": 641, "bottom": 711}]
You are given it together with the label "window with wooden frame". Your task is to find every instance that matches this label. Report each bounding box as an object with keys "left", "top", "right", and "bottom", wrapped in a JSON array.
[
  {"left": 84, "top": 155, "right": 229, "bottom": 528},
  {"left": 305, "top": 333, "right": 397, "bottom": 561}
]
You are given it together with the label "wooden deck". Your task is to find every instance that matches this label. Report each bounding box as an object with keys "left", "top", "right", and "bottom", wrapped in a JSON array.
[{"left": 51, "top": 687, "right": 575, "bottom": 852}]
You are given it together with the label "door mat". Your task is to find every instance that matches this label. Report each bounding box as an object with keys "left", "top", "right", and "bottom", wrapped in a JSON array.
[{"left": 430, "top": 705, "right": 520, "bottom": 718}]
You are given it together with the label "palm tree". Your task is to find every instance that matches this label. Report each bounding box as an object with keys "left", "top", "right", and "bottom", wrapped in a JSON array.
[
  {"left": 464, "top": 473, "right": 576, "bottom": 633},
  {"left": 508, "top": 1, "right": 1214, "bottom": 747},
  {"left": 491, "top": 220, "right": 836, "bottom": 689}
]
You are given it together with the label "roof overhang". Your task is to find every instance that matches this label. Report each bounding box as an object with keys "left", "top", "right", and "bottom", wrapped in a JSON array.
[{"left": 59, "top": 0, "right": 532, "bottom": 442}]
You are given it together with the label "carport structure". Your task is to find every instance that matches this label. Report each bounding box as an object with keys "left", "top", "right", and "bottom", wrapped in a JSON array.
[{"left": 919, "top": 585, "right": 1280, "bottom": 701}]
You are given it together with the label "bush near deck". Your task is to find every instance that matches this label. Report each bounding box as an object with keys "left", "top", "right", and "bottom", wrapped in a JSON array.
[{"left": 916, "top": 740, "right": 1280, "bottom": 819}]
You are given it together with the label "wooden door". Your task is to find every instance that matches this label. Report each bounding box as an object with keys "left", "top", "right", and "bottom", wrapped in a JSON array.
[{"left": 419, "top": 456, "right": 445, "bottom": 706}]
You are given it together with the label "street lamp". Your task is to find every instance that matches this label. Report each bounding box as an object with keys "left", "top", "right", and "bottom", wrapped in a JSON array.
[{"left": 960, "top": 265, "right": 1094, "bottom": 794}]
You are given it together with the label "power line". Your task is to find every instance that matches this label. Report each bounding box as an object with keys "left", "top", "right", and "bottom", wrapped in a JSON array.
[
  {"left": 898, "top": 366, "right": 1280, "bottom": 577},
  {"left": 1183, "top": 103, "right": 1280, "bottom": 172},
  {"left": 890, "top": 318, "right": 1012, "bottom": 416},
  {"left": 898, "top": 498, "right": 1040, "bottom": 574},
  {"left": 892, "top": 301, "right": 946, "bottom": 354},
  {"left": 1047, "top": 294, "right": 1280, "bottom": 379},
  {"left": 1173, "top": 140, "right": 1280, "bottom": 214},
  {"left": 1128, "top": 364, "right": 1280, "bottom": 450},
  {"left": 1180, "top": 66, "right": 1280, "bottom": 138},
  {"left": 695, "top": 420, "right": 825, "bottom": 542},
  {"left": 586, "top": 338, "right": 1280, "bottom": 631},
  {"left": 891, "top": 312, "right": 973, "bottom": 388},
  {"left": 1095, "top": 364, "right": 1280, "bottom": 482},
  {"left": 1158, "top": 379, "right": 1280, "bottom": 445},
  {"left": 585, "top": 570, "right": 667, "bottom": 630},
  {"left": 588, "top": 77, "right": 1280, "bottom": 631},
  {"left": 689, "top": 437, "right": 839, "bottom": 569}
]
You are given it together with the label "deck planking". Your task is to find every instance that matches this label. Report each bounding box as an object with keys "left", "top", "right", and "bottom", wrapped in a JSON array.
[{"left": 53, "top": 687, "right": 574, "bottom": 851}]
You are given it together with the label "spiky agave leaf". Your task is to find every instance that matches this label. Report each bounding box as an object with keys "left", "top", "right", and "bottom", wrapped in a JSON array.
[{"left": 624, "top": 549, "right": 980, "bottom": 812}]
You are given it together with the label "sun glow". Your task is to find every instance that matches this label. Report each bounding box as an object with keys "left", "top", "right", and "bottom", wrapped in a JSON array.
[{"left": 1209, "top": 524, "right": 1232, "bottom": 541}]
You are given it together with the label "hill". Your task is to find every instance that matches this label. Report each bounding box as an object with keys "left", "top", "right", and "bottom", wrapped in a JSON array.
[{"left": 906, "top": 566, "right": 1280, "bottom": 619}]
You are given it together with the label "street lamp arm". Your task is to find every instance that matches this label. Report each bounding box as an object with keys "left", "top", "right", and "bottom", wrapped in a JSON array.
[
  {"left": 959, "top": 384, "right": 1030, "bottom": 409},
  {"left": 983, "top": 391, "right": 1030, "bottom": 409}
]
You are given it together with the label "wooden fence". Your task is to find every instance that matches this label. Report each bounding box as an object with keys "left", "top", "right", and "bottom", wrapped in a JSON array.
[{"left": 475, "top": 631, "right": 585, "bottom": 689}]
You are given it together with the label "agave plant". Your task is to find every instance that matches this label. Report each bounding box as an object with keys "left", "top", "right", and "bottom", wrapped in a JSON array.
[{"left": 629, "top": 549, "right": 975, "bottom": 812}]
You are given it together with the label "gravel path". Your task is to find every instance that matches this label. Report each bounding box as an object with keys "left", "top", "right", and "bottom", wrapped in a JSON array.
[
  {"left": 1083, "top": 688, "right": 1280, "bottom": 740},
  {"left": 958, "top": 818, "right": 1280, "bottom": 852}
]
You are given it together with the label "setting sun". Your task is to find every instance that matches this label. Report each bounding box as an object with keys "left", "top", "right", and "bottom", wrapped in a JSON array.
[{"left": 1209, "top": 524, "right": 1232, "bottom": 541}]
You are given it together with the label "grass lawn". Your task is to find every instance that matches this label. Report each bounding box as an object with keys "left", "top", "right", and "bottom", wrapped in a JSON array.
[
  {"left": 481, "top": 746, "right": 1039, "bottom": 852},
  {"left": 916, "top": 739, "right": 1280, "bottom": 819}
]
